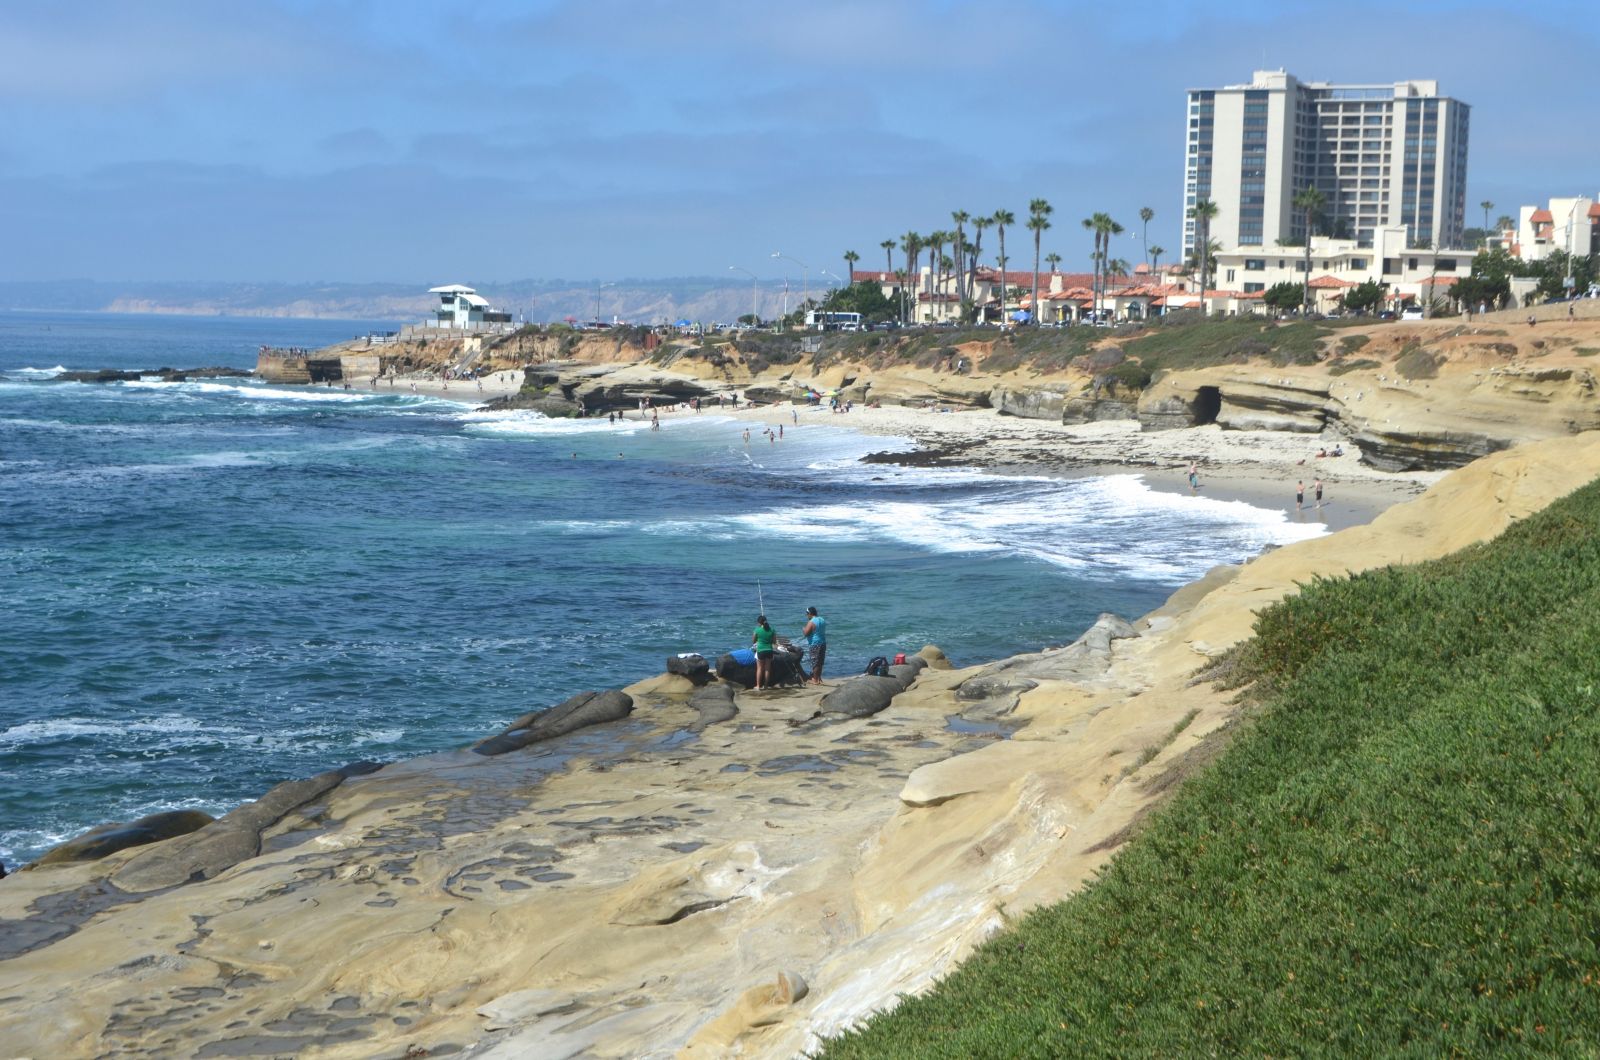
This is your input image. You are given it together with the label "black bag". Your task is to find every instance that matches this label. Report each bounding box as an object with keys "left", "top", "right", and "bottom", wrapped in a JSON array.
[{"left": 864, "top": 656, "right": 889, "bottom": 677}]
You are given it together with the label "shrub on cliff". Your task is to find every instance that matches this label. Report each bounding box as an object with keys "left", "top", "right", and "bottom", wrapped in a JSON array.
[{"left": 822, "top": 474, "right": 1600, "bottom": 1057}]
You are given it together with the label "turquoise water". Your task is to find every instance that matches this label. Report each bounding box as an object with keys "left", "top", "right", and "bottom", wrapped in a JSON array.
[{"left": 0, "top": 311, "right": 1324, "bottom": 866}]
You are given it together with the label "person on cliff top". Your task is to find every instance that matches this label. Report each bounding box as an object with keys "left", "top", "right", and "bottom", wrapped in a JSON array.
[
  {"left": 751, "top": 615, "right": 777, "bottom": 690},
  {"left": 802, "top": 606, "right": 827, "bottom": 685}
]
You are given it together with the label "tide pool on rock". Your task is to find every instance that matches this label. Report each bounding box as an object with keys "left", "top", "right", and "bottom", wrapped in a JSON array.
[{"left": 0, "top": 311, "right": 1326, "bottom": 867}]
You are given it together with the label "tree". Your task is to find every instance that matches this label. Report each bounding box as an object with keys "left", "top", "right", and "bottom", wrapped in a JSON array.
[
  {"left": 900, "top": 232, "right": 922, "bottom": 322},
  {"left": 1342, "top": 279, "right": 1386, "bottom": 315},
  {"left": 1480, "top": 200, "right": 1494, "bottom": 246},
  {"left": 1148, "top": 245, "right": 1165, "bottom": 272},
  {"left": 1189, "top": 200, "right": 1219, "bottom": 313},
  {"left": 821, "top": 281, "right": 898, "bottom": 323},
  {"left": 1083, "top": 212, "right": 1123, "bottom": 320},
  {"left": 880, "top": 239, "right": 896, "bottom": 275},
  {"left": 1292, "top": 186, "right": 1327, "bottom": 317},
  {"left": 1045, "top": 251, "right": 1061, "bottom": 274},
  {"left": 1028, "top": 198, "right": 1053, "bottom": 325},
  {"left": 950, "top": 210, "right": 969, "bottom": 305},
  {"left": 992, "top": 210, "right": 1016, "bottom": 316},
  {"left": 1495, "top": 214, "right": 1514, "bottom": 234},
  {"left": 843, "top": 250, "right": 859, "bottom": 285},
  {"left": 1452, "top": 274, "right": 1507, "bottom": 312},
  {"left": 968, "top": 216, "right": 991, "bottom": 321},
  {"left": 1263, "top": 281, "right": 1305, "bottom": 315},
  {"left": 1139, "top": 206, "right": 1155, "bottom": 269}
]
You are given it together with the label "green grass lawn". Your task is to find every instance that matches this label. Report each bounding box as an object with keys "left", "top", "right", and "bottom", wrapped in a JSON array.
[{"left": 820, "top": 476, "right": 1600, "bottom": 1057}]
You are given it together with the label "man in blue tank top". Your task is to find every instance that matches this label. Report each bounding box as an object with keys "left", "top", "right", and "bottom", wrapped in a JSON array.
[{"left": 802, "top": 606, "right": 827, "bottom": 685}]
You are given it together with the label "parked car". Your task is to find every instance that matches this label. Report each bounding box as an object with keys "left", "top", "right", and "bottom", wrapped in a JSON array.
[{"left": 1400, "top": 307, "right": 1424, "bottom": 320}]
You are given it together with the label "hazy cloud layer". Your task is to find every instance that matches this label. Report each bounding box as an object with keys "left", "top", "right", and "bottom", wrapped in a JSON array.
[{"left": 0, "top": 0, "right": 1593, "bottom": 283}]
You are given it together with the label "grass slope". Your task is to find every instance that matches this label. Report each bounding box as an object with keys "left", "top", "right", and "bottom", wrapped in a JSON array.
[{"left": 822, "top": 477, "right": 1600, "bottom": 1057}]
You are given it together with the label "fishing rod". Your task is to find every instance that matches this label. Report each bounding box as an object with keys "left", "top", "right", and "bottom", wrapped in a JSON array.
[{"left": 757, "top": 579, "right": 766, "bottom": 616}]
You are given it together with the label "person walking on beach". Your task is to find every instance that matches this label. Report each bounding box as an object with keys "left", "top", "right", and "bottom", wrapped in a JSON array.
[
  {"left": 1188, "top": 462, "right": 1199, "bottom": 492},
  {"left": 751, "top": 615, "right": 777, "bottom": 690},
  {"left": 801, "top": 606, "right": 827, "bottom": 684},
  {"left": 1296, "top": 479, "right": 1305, "bottom": 510},
  {"left": 1314, "top": 477, "right": 1324, "bottom": 506}
]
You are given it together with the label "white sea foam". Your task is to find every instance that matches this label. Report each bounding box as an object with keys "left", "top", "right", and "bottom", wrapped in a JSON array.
[
  {"left": 0, "top": 714, "right": 234, "bottom": 748},
  {"left": 7, "top": 365, "right": 68, "bottom": 379}
]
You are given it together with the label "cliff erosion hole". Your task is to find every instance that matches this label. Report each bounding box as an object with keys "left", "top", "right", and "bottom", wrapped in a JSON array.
[{"left": 1193, "top": 386, "right": 1221, "bottom": 426}]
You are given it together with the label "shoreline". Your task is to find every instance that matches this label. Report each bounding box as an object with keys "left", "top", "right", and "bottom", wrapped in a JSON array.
[{"left": 350, "top": 366, "right": 1436, "bottom": 535}]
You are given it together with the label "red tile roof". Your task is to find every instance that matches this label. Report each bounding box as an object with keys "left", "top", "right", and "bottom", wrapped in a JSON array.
[
  {"left": 1306, "top": 275, "right": 1356, "bottom": 289},
  {"left": 1590, "top": 204, "right": 1600, "bottom": 219},
  {"left": 1531, "top": 209, "right": 1554, "bottom": 223}
]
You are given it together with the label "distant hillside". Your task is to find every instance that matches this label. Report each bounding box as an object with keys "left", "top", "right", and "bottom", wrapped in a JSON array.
[{"left": 0, "top": 278, "right": 800, "bottom": 325}]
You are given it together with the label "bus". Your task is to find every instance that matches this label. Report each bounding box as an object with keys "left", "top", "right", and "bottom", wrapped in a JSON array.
[{"left": 805, "top": 310, "right": 863, "bottom": 332}]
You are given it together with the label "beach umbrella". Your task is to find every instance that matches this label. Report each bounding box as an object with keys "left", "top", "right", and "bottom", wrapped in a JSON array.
[
  {"left": 1012, "top": 309, "right": 1031, "bottom": 323},
  {"left": 675, "top": 319, "right": 691, "bottom": 327}
]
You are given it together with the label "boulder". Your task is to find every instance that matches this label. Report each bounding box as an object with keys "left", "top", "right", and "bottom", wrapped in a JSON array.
[
  {"left": 111, "top": 763, "right": 378, "bottom": 893},
  {"left": 30, "top": 810, "right": 215, "bottom": 868},
  {"left": 665, "top": 654, "right": 712, "bottom": 685},
  {"left": 815, "top": 675, "right": 904, "bottom": 719},
  {"left": 990, "top": 387, "right": 1066, "bottom": 421},
  {"left": 917, "top": 645, "right": 954, "bottom": 670},
  {"left": 886, "top": 659, "right": 926, "bottom": 688},
  {"left": 688, "top": 682, "right": 739, "bottom": 730},
  {"left": 715, "top": 646, "right": 806, "bottom": 689},
  {"left": 474, "top": 690, "right": 635, "bottom": 757},
  {"left": 1060, "top": 395, "right": 1138, "bottom": 425}
]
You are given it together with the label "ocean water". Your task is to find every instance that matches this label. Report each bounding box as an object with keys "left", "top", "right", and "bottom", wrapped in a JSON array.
[{"left": 0, "top": 310, "right": 1325, "bottom": 866}]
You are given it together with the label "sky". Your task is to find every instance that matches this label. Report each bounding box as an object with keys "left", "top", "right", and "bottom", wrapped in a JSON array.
[{"left": 1, "top": 0, "right": 1596, "bottom": 285}]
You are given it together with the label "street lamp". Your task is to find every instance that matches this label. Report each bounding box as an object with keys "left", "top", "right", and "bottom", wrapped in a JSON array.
[
  {"left": 772, "top": 252, "right": 809, "bottom": 328},
  {"left": 592, "top": 281, "right": 615, "bottom": 325},
  {"left": 728, "top": 265, "right": 759, "bottom": 327}
]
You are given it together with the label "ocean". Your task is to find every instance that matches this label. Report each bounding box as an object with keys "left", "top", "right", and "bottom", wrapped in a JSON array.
[{"left": 0, "top": 310, "right": 1325, "bottom": 867}]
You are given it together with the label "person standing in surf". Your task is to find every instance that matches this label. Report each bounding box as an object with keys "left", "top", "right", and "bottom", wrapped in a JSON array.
[
  {"left": 801, "top": 606, "right": 827, "bottom": 685},
  {"left": 751, "top": 614, "right": 776, "bottom": 690}
]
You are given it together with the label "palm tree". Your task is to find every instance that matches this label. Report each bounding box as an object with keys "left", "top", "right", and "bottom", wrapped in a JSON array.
[
  {"left": 1045, "top": 251, "right": 1061, "bottom": 274},
  {"left": 927, "top": 230, "right": 947, "bottom": 309},
  {"left": 843, "top": 250, "right": 859, "bottom": 287},
  {"left": 950, "top": 210, "right": 969, "bottom": 305},
  {"left": 880, "top": 239, "right": 896, "bottom": 275},
  {"left": 1139, "top": 206, "right": 1155, "bottom": 269},
  {"left": 968, "top": 216, "right": 991, "bottom": 321},
  {"left": 1188, "top": 200, "right": 1219, "bottom": 314},
  {"left": 1082, "top": 212, "right": 1123, "bottom": 320},
  {"left": 1148, "top": 245, "right": 1165, "bottom": 273},
  {"left": 901, "top": 232, "right": 923, "bottom": 323},
  {"left": 992, "top": 210, "right": 1015, "bottom": 318},
  {"left": 1293, "top": 187, "right": 1327, "bottom": 317},
  {"left": 1480, "top": 200, "right": 1494, "bottom": 246},
  {"left": 1026, "top": 198, "right": 1053, "bottom": 325}
]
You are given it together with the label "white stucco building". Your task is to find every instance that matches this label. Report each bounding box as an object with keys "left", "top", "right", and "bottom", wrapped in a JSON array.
[
  {"left": 427, "top": 284, "right": 513, "bottom": 330},
  {"left": 1498, "top": 196, "right": 1600, "bottom": 263},
  {"left": 1210, "top": 225, "right": 1474, "bottom": 312}
]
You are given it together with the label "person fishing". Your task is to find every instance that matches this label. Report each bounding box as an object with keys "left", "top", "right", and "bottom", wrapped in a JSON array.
[
  {"left": 801, "top": 605, "right": 826, "bottom": 684},
  {"left": 751, "top": 614, "right": 777, "bottom": 690}
]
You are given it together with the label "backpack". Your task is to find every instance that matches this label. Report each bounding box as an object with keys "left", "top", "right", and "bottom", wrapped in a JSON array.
[{"left": 865, "top": 656, "right": 890, "bottom": 677}]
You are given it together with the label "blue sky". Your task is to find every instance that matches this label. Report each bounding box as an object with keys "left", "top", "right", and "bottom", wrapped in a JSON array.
[{"left": 1, "top": 0, "right": 1594, "bottom": 284}]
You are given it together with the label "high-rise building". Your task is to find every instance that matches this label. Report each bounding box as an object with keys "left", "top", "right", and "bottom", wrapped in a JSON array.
[{"left": 1183, "top": 70, "right": 1470, "bottom": 260}]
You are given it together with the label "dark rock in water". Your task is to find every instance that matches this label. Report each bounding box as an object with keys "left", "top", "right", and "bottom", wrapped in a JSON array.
[
  {"left": 666, "top": 654, "right": 712, "bottom": 686},
  {"left": 112, "top": 769, "right": 350, "bottom": 893},
  {"left": 473, "top": 690, "right": 635, "bottom": 757},
  {"left": 688, "top": 682, "right": 738, "bottom": 730},
  {"left": 814, "top": 675, "right": 904, "bottom": 719},
  {"left": 31, "top": 810, "right": 216, "bottom": 868},
  {"left": 716, "top": 646, "right": 806, "bottom": 689},
  {"left": 55, "top": 366, "right": 251, "bottom": 384}
]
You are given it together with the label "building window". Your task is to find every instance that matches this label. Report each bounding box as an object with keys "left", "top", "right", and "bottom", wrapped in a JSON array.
[
  {"left": 1244, "top": 258, "right": 1266, "bottom": 270},
  {"left": 1436, "top": 259, "right": 1456, "bottom": 271},
  {"left": 1244, "top": 282, "right": 1266, "bottom": 293},
  {"left": 1350, "top": 258, "right": 1367, "bottom": 269}
]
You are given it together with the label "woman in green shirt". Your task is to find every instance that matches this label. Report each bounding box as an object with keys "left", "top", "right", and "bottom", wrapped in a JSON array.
[{"left": 751, "top": 615, "right": 776, "bottom": 690}]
